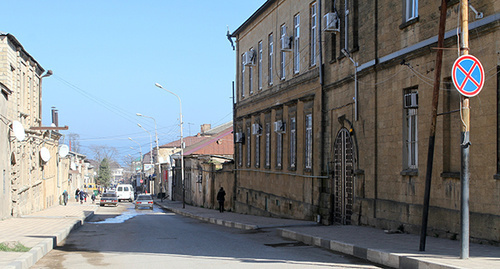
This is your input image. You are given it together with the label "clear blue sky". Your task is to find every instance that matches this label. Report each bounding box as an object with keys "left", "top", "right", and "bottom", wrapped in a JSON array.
[{"left": 1, "top": 1, "right": 265, "bottom": 164}]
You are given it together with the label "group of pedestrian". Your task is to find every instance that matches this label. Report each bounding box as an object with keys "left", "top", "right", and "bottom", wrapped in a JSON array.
[{"left": 75, "top": 189, "right": 94, "bottom": 204}]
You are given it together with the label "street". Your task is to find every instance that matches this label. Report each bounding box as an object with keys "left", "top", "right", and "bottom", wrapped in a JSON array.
[{"left": 32, "top": 203, "right": 385, "bottom": 269}]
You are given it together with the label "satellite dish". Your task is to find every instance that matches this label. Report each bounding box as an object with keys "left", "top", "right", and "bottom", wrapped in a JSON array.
[
  {"left": 12, "top": 121, "right": 26, "bottom": 141},
  {"left": 70, "top": 162, "right": 77, "bottom": 170},
  {"left": 59, "top": 145, "right": 69, "bottom": 158},
  {"left": 40, "top": 147, "right": 51, "bottom": 162}
]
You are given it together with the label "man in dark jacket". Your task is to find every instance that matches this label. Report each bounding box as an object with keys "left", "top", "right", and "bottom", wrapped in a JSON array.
[{"left": 217, "top": 187, "right": 226, "bottom": 213}]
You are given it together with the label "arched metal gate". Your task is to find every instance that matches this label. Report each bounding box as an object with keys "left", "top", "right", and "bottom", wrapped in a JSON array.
[{"left": 333, "top": 128, "right": 354, "bottom": 225}]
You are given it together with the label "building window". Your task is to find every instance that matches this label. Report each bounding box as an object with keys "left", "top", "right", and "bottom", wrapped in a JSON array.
[
  {"left": 238, "top": 140, "right": 243, "bottom": 167},
  {"left": 404, "top": 0, "right": 418, "bottom": 21},
  {"left": 258, "top": 41, "right": 263, "bottom": 90},
  {"left": 276, "top": 126, "right": 283, "bottom": 168},
  {"left": 265, "top": 123, "right": 271, "bottom": 168},
  {"left": 310, "top": 2, "right": 317, "bottom": 66},
  {"left": 268, "top": 33, "right": 274, "bottom": 85},
  {"left": 404, "top": 89, "right": 418, "bottom": 170},
  {"left": 255, "top": 127, "right": 261, "bottom": 168},
  {"left": 294, "top": 14, "right": 300, "bottom": 74},
  {"left": 246, "top": 126, "right": 251, "bottom": 167},
  {"left": 280, "top": 24, "right": 287, "bottom": 80},
  {"left": 305, "top": 114, "right": 313, "bottom": 169},
  {"left": 241, "top": 54, "right": 245, "bottom": 98},
  {"left": 249, "top": 49, "right": 253, "bottom": 95},
  {"left": 290, "top": 117, "right": 297, "bottom": 168}
]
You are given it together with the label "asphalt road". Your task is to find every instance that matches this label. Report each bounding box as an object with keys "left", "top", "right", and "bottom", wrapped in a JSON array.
[{"left": 32, "top": 203, "right": 385, "bottom": 269}]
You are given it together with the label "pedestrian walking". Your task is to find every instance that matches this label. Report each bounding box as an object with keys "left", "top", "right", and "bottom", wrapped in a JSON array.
[
  {"left": 91, "top": 193, "right": 96, "bottom": 204},
  {"left": 75, "top": 189, "right": 80, "bottom": 202},
  {"left": 217, "top": 187, "right": 226, "bottom": 213},
  {"left": 79, "top": 190, "right": 85, "bottom": 204},
  {"left": 62, "top": 190, "right": 68, "bottom": 206}
]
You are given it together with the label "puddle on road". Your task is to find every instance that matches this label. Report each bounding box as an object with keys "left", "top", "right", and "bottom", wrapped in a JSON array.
[{"left": 89, "top": 206, "right": 166, "bottom": 224}]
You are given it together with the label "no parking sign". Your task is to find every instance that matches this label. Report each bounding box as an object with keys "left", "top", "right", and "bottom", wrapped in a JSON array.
[{"left": 451, "top": 55, "right": 484, "bottom": 97}]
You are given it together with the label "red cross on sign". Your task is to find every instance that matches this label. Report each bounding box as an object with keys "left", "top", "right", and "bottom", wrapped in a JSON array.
[{"left": 451, "top": 55, "right": 485, "bottom": 97}]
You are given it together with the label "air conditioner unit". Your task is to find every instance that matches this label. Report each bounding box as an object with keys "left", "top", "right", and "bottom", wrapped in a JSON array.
[
  {"left": 281, "top": 36, "right": 292, "bottom": 51},
  {"left": 324, "top": 12, "right": 340, "bottom": 32},
  {"left": 235, "top": 132, "right": 244, "bottom": 143},
  {"left": 243, "top": 50, "right": 256, "bottom": 66},
  {"left": 274, "top": 120, "right": 286, "bottom": 133},
  {"left": 404, "top": 92, "right": 418, "bottom": 108},
  {"left": 252, "top": 123, "right": 262, "bottom": 135}
]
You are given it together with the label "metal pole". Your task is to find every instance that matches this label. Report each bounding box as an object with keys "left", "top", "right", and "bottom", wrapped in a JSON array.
[
  {"left": 138, "top": 124, "right": 153, "bottom": 194},
  {"left": 419, "top": 0, "right": 447, "bottom": 252},
  {"left": 137, "top": 114, "right": 162, "bottom": 198},
  {"left": 155, "top": 83, "right": 184, "bottom": 208},
  {"left": 460, "top": 0, "right": 470, "bottom": 259},
  {"left": 129, "top": 138, "right": 143, "bottom": 192}
]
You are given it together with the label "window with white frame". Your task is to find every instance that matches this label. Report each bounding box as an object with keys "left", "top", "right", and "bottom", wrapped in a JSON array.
[
  {"left": 241, "top": 54, "right": 245, "bottom": 98},
  {"left": 290, "top": 117, "right": 296, "bottom": 168},
  {"left": 276, "top": 127, "right": 283, "bottom": 168},
  {"left": 238, "top": 138, "right": 243, "bottom": 167},
  {"left": 258, "top": 41, "right": 263, "bottom": 90},
  {"left": 246, "top": 126, "right": 251, "bottom": 167},
  {"left": 310, "top": 2, "right": 317, "bottom": 66},
  {"left": 265, "top": 122, "right": 271, "bottom": 168},
  {"left": 280, "top": 24, "right": 286, "bottom": 80},
  {"left": 405, "top": 0, "right": 418, "bottom": 21},
  {"left": 294, "top": 14, "right": 300, "bottom": 74},
  {"left": 305, "top": 114, "right": 313, "bottom": 169},
  {"left": 404, "top": 89, "right": 418, "bottom": 169},
  {"left": 268, "top": 33, "right": 274, "bottom": 85},
  {"left": 255, "top": 125, "right": 261, "bottom": 168},
  {"left": 249, "top": 49, "right": 253, "bottom": 95}
]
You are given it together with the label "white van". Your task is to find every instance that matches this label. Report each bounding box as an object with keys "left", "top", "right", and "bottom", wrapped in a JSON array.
[{"left": 116, "top": 184, "right": 134, "bottom": 202}]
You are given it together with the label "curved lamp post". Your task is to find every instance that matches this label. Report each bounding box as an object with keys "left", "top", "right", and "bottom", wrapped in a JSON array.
[
  {"left": 137, "top": 113, "right": 161, "bottom": 195},
  {"left": 137, "top": 123, "right": 154, "bottom": 194},
  {"left": 129, "top": 137, "right": 143, "bottom": 191},
  {"left": 155, "top": 82, "right": 185, "bottom": 208}
]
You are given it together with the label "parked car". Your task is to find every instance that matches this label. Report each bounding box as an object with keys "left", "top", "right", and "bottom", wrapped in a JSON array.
[
  {"left": 135, "top": 194, "right": 153, "bottom": 210},
  {"left": 100, "top": 192, "right": 118, "bottom": 207},
  {"left": 116, "top": 184, "right": 134, "bottom": 202}
]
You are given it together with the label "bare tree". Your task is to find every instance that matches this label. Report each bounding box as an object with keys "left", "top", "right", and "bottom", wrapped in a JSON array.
[
  {"left": 67, "top": 133, "right": 81, "bottom": 153},
  {"left": 88, "top": 145, "right": 118, "bottom": 163}
]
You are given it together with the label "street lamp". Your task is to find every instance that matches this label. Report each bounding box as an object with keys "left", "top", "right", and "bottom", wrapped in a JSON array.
[
  {"left": 129, "top": 137, "right": 143, "bottom": 191},
  {"left": 137, "top": 123, "right": 154, "bottom": 194},
  {"left": 137, "top": 113, "right": 161, "bottom": 195},
  {"left": 155, "top": 82, "right": 185, "bottom": 208}
]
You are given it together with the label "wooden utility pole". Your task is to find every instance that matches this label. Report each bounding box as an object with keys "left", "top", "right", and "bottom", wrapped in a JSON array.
[
  {"left": 419, "top": 0, "right": 448, "bottom": 252},
  {"left": 459, "top": 0, "right": 470, "bottom": 259}
]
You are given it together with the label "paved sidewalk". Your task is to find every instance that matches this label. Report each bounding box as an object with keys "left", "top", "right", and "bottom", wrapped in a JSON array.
[
  {"left": 154, "top": 199, "right": 500, "bottom": 269},
  {"left": 0, "top": 201, "right": 98, "bottom": 269}
]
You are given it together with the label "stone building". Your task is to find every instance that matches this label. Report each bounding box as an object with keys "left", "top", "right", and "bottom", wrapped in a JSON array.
[
  {"left": 232, "top": 0, "right": 325, "bottom": 221},
  {"left": 232, "top": 0, "right": 499, "bottom": 243},
  {"left": 0, "top": 32, "right": 62, "bottom": 218}
]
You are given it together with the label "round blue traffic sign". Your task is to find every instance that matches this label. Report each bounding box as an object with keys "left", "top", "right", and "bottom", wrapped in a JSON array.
[{"left": 451, "top": 55, "right": 484, "bottom": 97}]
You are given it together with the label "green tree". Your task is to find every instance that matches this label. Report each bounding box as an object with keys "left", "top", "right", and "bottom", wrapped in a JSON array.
[{"left": 97, "top": 158, "right": 112, "bottom": 187}]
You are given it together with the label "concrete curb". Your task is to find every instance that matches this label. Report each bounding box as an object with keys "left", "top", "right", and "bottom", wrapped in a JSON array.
[
  {"left": 277, "top": 228, "right": 460, "bottom": 269},
  {"left": 156, "top": 202, "right": 466, "bottom": 269},
  {"left": 155, "top": 202, "right": 258, "bottom": 230},
  {"left": 5, "top": 211, "right": 95, "bottom": 269}
]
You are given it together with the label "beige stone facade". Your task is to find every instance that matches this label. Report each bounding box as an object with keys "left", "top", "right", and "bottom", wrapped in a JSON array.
[
  {"left": 232, "top": 0, "right": 500, "bottom": 243},
  {"left": 0, "top": 32, "right": 76, "bottom": 218},
  {"left": 232, "top": 0, "right": 324, "bottom": 221}
]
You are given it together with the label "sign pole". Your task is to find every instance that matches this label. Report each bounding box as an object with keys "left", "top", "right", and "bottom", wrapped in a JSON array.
[{"left": 460, "top": 0, "right": 470, "bottom": 259}]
